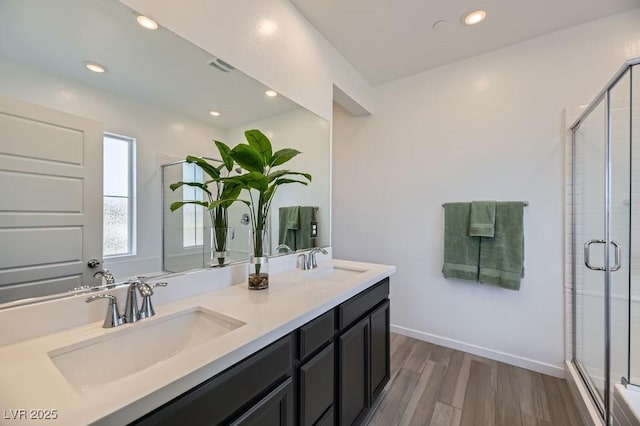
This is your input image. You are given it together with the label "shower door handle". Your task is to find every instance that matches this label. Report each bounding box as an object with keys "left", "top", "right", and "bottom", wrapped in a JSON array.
[
  {"left": 610, "top": 240, "right": 621, "bottom": 272},
  {"left": 584, "top": 239, "right": 606, "bottom": 271}
]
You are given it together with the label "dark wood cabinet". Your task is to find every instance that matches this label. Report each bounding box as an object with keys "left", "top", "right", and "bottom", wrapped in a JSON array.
[
  {"left": 337, "top": 280, "right": 391, "bottom": 425},
  {"left": 299, "top": 343, "right": 334, "bottom": 425},
  {"left": 132, "top": 277, "right": 391, "bottom": 426},
  {"left": 230, "top": 378, "right": 294, "bottom": 426},
  {"left": 338, "top": 316, "right": 370, "bottom": 426},
  {"left": 370, "top": 300, "right": 390, "bottom": 402},
  {"left": 132, "top": 335, "right": 293, "bottom": 426}
]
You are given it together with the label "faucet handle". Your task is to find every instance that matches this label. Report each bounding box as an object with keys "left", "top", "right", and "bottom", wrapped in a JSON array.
[
  {"left": 139, "top": 282, "right": 168, "bottom": 319},
  {"left": 308, "top": 247, "right": 329, "bottom": 269},
  {"left": 85, "top": 294, "right": 124, "bottom": 328}
]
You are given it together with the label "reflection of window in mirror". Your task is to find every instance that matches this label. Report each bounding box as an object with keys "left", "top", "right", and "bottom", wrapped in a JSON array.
[
  {"left": 103, "top": 134, "right": 136, "bottom": 257},
  {"left": 182, "top": 162, "right": 204, "bottom": 248}
]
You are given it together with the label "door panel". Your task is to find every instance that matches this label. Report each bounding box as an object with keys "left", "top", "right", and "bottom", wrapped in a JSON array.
[
  {"left": 609, "top": 70, "right": 631, "bottom": 400},
  {"left": 0, "top": 95, "right": 103, "bottom": 303},
  {"left": 339, "top": 316, "right": 369, "bottom": 425},
  {"left": 574, "top": 96, "right": 607, "bottom": 409},
  {"left": 370, "top": 300, "right": 390, "bottom": 402}
]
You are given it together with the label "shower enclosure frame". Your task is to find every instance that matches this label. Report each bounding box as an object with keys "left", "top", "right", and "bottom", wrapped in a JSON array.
[{"left": 571, "top": 57, "right": 639, "bottom": 425}]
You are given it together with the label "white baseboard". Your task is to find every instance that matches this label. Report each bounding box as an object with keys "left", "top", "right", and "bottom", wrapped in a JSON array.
[{"left": 391, "top": 324, "right": 565, "bottom": 378}]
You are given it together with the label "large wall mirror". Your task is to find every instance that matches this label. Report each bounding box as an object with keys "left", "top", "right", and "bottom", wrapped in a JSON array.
[{"left": 0, "top": 0, "right": 330, "bottom": 306}]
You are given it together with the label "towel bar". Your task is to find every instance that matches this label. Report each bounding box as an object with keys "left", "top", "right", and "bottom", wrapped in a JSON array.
[{"left": 441, "top": 201, "right": 529, "bottom": 207}]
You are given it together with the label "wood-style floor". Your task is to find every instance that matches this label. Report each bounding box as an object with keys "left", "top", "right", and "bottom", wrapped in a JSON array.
[{"left": 366, "top": 333, "right": 583, "bottom": 426}]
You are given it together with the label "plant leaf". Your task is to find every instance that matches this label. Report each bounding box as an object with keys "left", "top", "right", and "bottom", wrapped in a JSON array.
[
  {"left": 270, "top": 148, "right": 301, "bottom": 167},
  {"left": 219, "top": 181, "right": 243, "bottom": 207},
  {"left": 235, "top": 172, "right": 268, "bottom": 192},
  {"left": 244, "top": 129, "right": 272, "bottom": 164},
  {"left": 185, "top": 156, "right": 220, "bottom": 179},
  {"left": 214, "top": 140, "right": 234, "bottom": 172},
  {"left": 230, "top": 144, "right": 264, "bottom": 173},
  {"left": 273, "top": 178, "right": 308, "bottom": 187},
  {"left": 207, "top": 199, "right": 250, "bottom": 209},
  {"left": 169, "top": 181, "right": 212, "bottom": 195},
  {"left": 169, "top": 200, "right": 209, "bottom": 212},
  {"left": 267, "top": 170, "right": 311, "bottom": 183}
]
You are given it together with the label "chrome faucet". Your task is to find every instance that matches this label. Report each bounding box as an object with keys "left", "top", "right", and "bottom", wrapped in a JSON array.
[
  {"left": 275, "top": 244, "right": 292, "bottom": 254},
  {"left": 93, "top": 269, "right": 116, "bottom": 288},
  {"left": 296, "top": 253, "right": 308, "bottom": 270},
  {"left": 85, "top": 294, "right": 124, "bottom": 328},
  {"left": 307, "top": 248, "right": 328, "bottom": 270}
]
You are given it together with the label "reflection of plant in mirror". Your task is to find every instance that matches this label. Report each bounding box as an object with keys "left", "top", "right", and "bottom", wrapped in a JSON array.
[
  {"left": 169, "top": 141, "right": 248, "bottom": 266},
  {"left": 226, "top": 129, "right": 311, "bottom": 290}
]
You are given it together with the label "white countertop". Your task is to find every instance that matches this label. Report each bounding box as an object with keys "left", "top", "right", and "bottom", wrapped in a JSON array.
[{"left": 0, "top": 259, "right": 395, "bottom": 425}]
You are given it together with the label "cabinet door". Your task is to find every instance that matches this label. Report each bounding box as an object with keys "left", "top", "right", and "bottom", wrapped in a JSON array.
[
  {"left": 231, "top": 378, "right": 293, "bottom": 426},
  {"left": 369, "top": 300, "right": 390, "bottom": 402},
  {"left": 300, "top": 343, "right": 334, "bottom": 425},
  {"left": 338, "top": 316, "right": 369, "bottom": 426}
]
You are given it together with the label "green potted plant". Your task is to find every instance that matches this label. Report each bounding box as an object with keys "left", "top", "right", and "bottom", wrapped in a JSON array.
[
  {"left": 226, "top": 129, "right": 311, "bottom": 290},
  {"left": 169, "top": 141, "right": 247, "bottom": 266}
]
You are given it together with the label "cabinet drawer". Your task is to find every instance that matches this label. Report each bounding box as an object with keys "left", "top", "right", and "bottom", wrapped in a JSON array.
[
  {"left": 316, "top": 406, "right": 334, "bottom": 426},
  {"left": 338, "top": 278, "right": 389, "bottom": 330},
  {"left": 133, "top": 335, "right": 293, "bottom": 426},
  {"left": 230, "top": 378, "right": 293, "bottom": 425},
  {"left": 299, "top": 309, "right": 334, "bottom": 360},
  {"left": 300, "top": 343, "right": 334, "bottom": 426}
]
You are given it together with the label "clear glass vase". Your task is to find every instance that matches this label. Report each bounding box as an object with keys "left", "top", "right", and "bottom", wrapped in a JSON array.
[
  {"left": 248, "top": 228, "right": 270, "bottom": 290},
  {"left": 210, "top": 227, "right": 233, "bottom": 267}
]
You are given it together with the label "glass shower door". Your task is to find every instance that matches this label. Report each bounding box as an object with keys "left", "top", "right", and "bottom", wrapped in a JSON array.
[
  {"left": 574, "top": 97, "right": 607, "bottom": 413},
  {"left": 573, "top": 67, "right": 632, "bottom": 423}
]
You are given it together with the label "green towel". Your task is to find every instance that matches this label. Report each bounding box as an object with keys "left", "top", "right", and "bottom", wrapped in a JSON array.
[
  {"left": 442, "top": 203, "right": 480, "bottom": 281},
  {"left": 296, "top": 206, "right": 315, "bottom": 250},
  {"left": 469, "top": 200, "right": 496, "bottom": 237},
  {"left": 478, "top": 202, "right": 525, "bottom": 290},
  {"left": 279, "top": 207, "right": 298, "bottom": 250},
  {"left": 285, "top": 206, "right": 299, "bottom": 230}
]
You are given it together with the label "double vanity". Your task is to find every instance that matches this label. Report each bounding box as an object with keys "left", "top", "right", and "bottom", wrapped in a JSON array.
[{"left": 0, "top": 256, "right": 395, "bottom": 425}]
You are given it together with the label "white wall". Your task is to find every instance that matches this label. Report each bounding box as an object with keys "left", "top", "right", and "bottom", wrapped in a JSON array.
[
  {"left": 119, "top": 0, "right": 373, "bottom": 120},
  {"left": 0, "top": 58, "right": 225, "bottom": 279},
  {"left": 333, "top": 9, "right": 640, "bottom": 376}
]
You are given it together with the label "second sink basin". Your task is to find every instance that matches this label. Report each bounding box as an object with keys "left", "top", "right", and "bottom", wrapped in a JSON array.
[
  {"left": 49, "top": 307, "right": 245, "bottom": 393},
  {"left": 304, "top": 265, "right": 368, "bottom": 283}
]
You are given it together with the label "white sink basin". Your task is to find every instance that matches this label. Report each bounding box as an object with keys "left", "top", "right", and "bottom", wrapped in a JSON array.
[
  {"left": 304, "top": 265, "right": 368, "bottom": 283},
  {"left": 49, "top": 307, "right": 245, "bottom": 393}
]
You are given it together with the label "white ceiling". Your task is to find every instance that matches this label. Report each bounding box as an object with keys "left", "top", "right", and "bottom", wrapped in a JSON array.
[
  {"left": 0, "top": 0, "right": 300, "bottom": 129},
  {"left": 290, "top": 0, "right": 640, "bottom": 85}
]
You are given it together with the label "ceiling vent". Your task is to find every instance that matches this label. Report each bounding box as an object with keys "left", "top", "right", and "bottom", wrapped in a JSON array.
[{"left": 208, "top": 57, "right": 235, "bottom": 73}]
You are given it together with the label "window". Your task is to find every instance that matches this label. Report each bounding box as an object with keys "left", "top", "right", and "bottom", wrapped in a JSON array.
[
  {"left": 182, "top": 162, "right": 204, "bottom": 248},
  {"left": 103, "top": 134, "right": 135, "bottom": 257}
]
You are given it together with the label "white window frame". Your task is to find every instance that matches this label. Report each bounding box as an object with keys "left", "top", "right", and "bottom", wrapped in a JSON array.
[
  {"left": 103, "top": 132, "right": 137, "bottom": 258},
  {"left": 182, "top": 161, "right": 205, "bottom": 249}
]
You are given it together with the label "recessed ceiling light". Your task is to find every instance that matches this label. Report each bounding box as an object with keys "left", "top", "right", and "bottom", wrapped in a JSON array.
[
  {"left": 257, "top": 19, "right": 278, "bottom": 37},
  {"left": 136, "top": 15, "right": 158, "bottom": 30},
  {"left": 464, "top": 10, "right": 487, "bottom": 26},
  {"left": 265, "top": 90, "right": 278, "bottom": 97},
  {"left": 83, "top": 62, "right": 107, "bottom": 73},
  {"left": 209, "top": 110, "right": 221, "bottom": 117}
]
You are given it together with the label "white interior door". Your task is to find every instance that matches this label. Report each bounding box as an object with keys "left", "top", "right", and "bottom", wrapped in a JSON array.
[{"left": 0, "top": 95, "right": 103, "bottom": 303}]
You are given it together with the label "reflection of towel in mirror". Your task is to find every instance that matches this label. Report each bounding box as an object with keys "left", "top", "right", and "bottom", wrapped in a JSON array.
[
  {"left": 296, "top": 207, "right": 316, "bottom": 250},
  {"left": 478, "top": 202, "right": 525, "bottom": 291},
  {"left": 279, "top": 206, "right": 299, "bottom": 249},
  {"left": 442, "top": 203, "right": 480, "bottom": 281}
]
